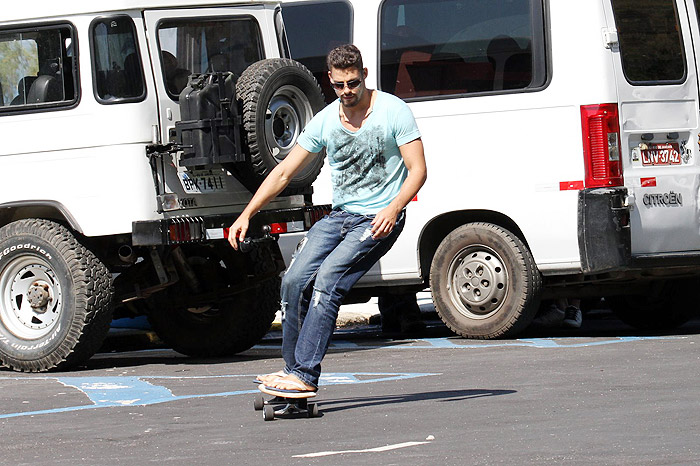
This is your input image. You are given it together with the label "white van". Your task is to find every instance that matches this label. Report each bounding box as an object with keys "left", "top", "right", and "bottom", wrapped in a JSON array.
[
  {"left": 0, "top": 1, "right": 329, "bottom": 371},
  {"left": 280, "top": 0, "right": 700, "bottom": 337}
]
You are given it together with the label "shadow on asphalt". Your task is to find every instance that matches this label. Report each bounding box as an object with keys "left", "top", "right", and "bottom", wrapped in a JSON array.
[
  {"left": 78, "top": 351, "right": 280, "bottom": 371},
  {"left": 0, "top": 350, "right": 281, "bottom": 372},
  {"left": 519, "top": 310, "right": 700, "bottom": 339},
  {"left": 318, "top": 388, "right": 517, "bottom": 413},
  {"left": 67, "top": 308, "right": 700, "bottom": 371}
]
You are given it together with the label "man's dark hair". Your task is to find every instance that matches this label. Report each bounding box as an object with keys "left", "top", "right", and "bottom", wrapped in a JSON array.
[{"left": 326, "top": 44, "right": 364, "bottom": 72}]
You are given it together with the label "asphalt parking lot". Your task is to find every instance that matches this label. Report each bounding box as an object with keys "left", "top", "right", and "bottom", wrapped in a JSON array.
[{"left": 1, "top": 309, "right": 700, "bottom": 465}]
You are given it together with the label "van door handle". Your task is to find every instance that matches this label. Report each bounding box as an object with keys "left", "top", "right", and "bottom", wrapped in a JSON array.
[{"left": 603, "top": 29, "right": 618, "bottom": 49}]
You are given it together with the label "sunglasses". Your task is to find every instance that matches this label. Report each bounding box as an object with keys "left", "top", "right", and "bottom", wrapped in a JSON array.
[{"left": 330, "top": 78, "right": 362, "bottom": 91}]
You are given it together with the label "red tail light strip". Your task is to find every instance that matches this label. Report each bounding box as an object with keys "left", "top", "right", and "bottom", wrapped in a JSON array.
[{"left": 580, "top": 104, "right": 623, "bottom": 188}]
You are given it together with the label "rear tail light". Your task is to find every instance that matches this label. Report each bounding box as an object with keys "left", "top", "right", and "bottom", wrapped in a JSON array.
[
  {"left": 581, "top": 104, "right": 623, "bottom": 188},
  {"left": 168, "top": 218, "right": 204, "bottom": 243}
]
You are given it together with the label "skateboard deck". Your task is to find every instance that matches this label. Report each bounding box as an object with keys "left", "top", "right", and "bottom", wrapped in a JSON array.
[{"left": 258, "top": 384, "right": 317, "bottom": 399}]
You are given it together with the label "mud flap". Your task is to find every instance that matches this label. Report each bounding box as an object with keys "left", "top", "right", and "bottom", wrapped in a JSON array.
[{"left": 578, "top": 187, "right": 631, "bottom": 273}]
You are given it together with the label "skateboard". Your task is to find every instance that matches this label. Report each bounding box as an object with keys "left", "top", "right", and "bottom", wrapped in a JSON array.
[{"left": 254, "top": 384, "right": 320, "bottom": 421}]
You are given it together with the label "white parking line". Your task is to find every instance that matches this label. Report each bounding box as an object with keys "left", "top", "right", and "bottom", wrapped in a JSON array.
[{"left": 293, "top": 441, "right": 429, "bottom": 458}]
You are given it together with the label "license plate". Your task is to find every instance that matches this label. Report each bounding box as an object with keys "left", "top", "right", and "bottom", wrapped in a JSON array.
[
  {"left": 641, "top": 142, "right": 681, "bottom": 166},
  {"left": 179, "top": 170, "right": 226, "bottom": 194}
]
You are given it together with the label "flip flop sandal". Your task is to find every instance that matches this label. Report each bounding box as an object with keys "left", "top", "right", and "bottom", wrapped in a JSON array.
[{"left": 254, "top": 370, "right": 286, "bottom": 384}]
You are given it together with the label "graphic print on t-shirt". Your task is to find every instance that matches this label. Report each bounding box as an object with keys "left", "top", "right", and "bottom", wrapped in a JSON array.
[{"left": 331, "top": 126, "right": 387, "bottom": 201}]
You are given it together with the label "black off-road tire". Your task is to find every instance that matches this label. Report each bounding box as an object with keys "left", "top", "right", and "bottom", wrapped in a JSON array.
[
  {"left": 147, "top": 243, "right": 281, "bottom": 357},
  {"left": 608, "top": 278, "right": 699, "bottom": 331},
  {"left": 430, "top": 223, "right": 542, "bottom": 339},
  {"left": 0, "top": 219, "right": 113, "bottom": 372},
  {"left": 232, "top": 58, "right": 325, "bottom": 192}
]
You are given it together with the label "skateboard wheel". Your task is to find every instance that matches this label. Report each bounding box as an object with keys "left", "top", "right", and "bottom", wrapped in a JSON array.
[
  {"left": 308, "top": 403, "right": 319, "bottom": 418},
  {"left": 263, "top": 405, "right": 275, "bottom": 421},
  {"left": 253, "top": 393, "right": 264, "bottom": 411}
]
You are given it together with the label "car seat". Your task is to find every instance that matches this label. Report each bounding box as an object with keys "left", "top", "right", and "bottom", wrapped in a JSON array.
[
  {"left": 10, "top": 76, "right": 37, "bottom": 105},
  {"left": 26, "top": 75, "right": 62, "bottom": 103}
]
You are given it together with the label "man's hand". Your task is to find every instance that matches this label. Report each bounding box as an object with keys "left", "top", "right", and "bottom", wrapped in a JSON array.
[
  {"left": 228, "top": 215, "right": 250, "bottom": 250},
  {"left": 371, "top": 205, "right": 401, "bottom": 239}
]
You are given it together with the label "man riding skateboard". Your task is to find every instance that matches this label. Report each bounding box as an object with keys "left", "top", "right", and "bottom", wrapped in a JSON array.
[{"left": 228, "top": 44, "right": 427, "bottom": 395}]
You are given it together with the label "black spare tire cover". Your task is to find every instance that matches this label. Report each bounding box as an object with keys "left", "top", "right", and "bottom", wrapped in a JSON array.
[{"left": 232, "top": 58, "right": 326, "bottom": 192}]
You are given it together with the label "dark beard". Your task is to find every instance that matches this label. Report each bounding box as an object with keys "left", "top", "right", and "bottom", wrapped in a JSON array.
[{"left": 341, "top": 95, "right": 359, "bottom": 107}]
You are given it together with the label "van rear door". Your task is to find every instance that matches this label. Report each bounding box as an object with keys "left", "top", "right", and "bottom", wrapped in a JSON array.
[
  {"left": 142, "top": 6, "right": 279, "bottom": 210},
  {"left": 605, "top": 0, "right": 700, "bottom": 256},
  {"left": 143, "top": 6, "right": 275, "bottom": 145}
]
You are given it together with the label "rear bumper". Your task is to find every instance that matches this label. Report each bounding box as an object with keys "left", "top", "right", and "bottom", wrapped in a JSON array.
[
  {"left": 132, "top": 205, "right": 330, "bottom": 246},
  {"left": 578, "top": 187, "right": 631, "bottom": 273}
]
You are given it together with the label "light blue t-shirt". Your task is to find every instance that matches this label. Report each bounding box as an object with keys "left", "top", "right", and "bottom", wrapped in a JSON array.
[{"left": 297, "top": 90, "right": 421, "bottom": 215}]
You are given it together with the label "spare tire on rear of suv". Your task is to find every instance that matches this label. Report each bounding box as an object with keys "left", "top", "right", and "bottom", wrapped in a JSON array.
[{"left": 231, "top": 58, "right": 326, "bottom": 193}]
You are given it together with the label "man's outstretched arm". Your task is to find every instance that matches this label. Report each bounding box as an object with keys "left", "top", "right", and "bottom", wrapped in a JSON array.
[{"left": 228, "top": 144, "right": 315, "bottom": 249}]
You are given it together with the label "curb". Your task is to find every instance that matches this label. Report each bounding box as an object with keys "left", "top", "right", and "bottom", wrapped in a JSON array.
[
  {"left": 101, "top": 310, "right": 380, "bottom": 353},
  {"left": 270, "top": 309, "right": 381, "bottom": 332},
  {"left": 102, "top": 309, "right": 379, "bottom": 353},
  {"left": 270, "top": 309, "right": 380, "bottom": 331}
]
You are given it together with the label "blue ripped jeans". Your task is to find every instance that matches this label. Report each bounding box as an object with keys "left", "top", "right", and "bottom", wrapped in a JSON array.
[{"left": 280, "top": 209, "right": 405, "bottom": 389}]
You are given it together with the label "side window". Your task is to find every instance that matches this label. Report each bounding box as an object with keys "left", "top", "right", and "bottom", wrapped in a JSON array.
[
  {"left": 379, "top": 0, "right": 546, "bottom": 99},
  {"left": 91, "top": 16, "right": 146, "bottom": 103},
  {"left": 0, "top": 24, "right": 77, "bottom": 111},
  {"left": 611, "top": 0, "right": 685, "bottom": 84},
  {"left": 157, "top": 17, "right": 264, "bottom": 100},
  {"left": 282, "top": 1, "right": 353, "bottom": 102}
]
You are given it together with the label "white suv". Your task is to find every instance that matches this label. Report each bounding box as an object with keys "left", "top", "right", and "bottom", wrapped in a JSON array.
[
  {"left": 281, "top": 0, "right": 700, "bottom": 337},
  {"left": 0, "top": 1, "right": 328, "bottom": 371}
]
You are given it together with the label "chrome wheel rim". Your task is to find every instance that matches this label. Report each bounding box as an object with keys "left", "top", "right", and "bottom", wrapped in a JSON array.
[{"left": 0, "top": 255, "right": 63, "bottom": 339}]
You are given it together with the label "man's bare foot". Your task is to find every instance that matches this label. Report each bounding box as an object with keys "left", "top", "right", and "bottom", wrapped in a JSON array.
[
  {"left": 265, "top": 373, "right": 316, "bottom": 392},
  {"left": 255, "top": 370, "right": 286, "bottom": 384}
]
